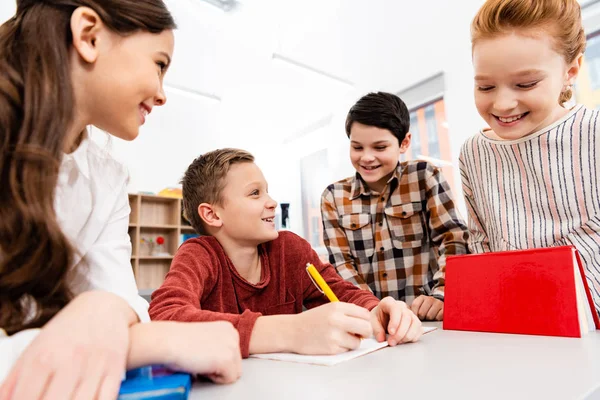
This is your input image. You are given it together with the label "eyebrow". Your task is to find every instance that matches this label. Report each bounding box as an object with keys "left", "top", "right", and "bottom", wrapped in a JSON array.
[
  {"left": 244, "top": 181, "right": 263, "bottom": 189},
  {"left": 350, "top": 140, "right": 390, "bottom": 145},
  {"left": 475, "top": 69, "right": 545, "bottom": 81}
]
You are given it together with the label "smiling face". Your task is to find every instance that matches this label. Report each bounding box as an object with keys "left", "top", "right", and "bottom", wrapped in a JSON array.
[
  {"left": 68, "top": 6, "right": 175, "bottom": 144},
  {"left": 86, "top": 29, "right": 174, "bottom": 140},
  {"left": 349, "top": 121, "right": 409, "bottom": 193},
  {"left": 213, "top": 162, "right": 279, "bottom": 246},
  {"left": 472, "top": 31, "right": 579, "bottom": 140}
]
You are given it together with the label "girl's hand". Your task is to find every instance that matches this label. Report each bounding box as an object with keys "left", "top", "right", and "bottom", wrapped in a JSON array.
[
  {"left": 0, "top": 291, "right": 134, "bottom": 400},
  {"left": 129, "top": 321, "right": 242, "bottom": 384}
]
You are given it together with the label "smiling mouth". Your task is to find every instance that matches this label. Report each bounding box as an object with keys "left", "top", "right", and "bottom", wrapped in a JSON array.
[
  {"left": 361, "top": 165, "right": 381, "bottom": 171},
  {"left": 494, "top": 112, "right": 529, "bottom": 123},
  {"left": 262, "top": 217, "right": 274, "bottom": 223}
]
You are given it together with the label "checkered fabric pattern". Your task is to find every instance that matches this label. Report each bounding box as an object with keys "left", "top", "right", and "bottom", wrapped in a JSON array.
[{"left": 320, "top": 161, "right": 469, "bottom": 303}]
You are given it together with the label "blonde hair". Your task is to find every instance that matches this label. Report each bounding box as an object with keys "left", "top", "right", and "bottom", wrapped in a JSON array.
[
  {"left": 181, "top": 148, "right": 255, "bottom": 234},
  {"left": 471, "top": 0, "right": 586, "bottom": 104}
]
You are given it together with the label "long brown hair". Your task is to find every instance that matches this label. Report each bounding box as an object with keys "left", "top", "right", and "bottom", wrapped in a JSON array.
[
  {"left": 471, "top": 0, "right": 586, "bottom": 104},
  {"left": 0, "top": 0, "right": 176, "bottom": 335}
]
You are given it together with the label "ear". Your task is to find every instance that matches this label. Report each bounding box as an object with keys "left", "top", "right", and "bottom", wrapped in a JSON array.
[
  {"left": 70, "top": 7, "right": 104, "bottom": 64},
  {"left": 566, "top": 53, "right": 583, "bottom": 86},
  {"left": 198, "top": 203, "right": 223, "bottom": 228},
  {"left": 399, "top": 133, "right": 411, "bottom": 154}
]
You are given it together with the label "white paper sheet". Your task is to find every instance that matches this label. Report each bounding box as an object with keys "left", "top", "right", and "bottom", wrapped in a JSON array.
[{"left": 250, "top": 326, "right": 437, "bottom": 366}]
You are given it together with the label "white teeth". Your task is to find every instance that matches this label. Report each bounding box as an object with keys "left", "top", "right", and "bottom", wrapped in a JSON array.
[
  {"left": 142, "top": 109, "right": 149, "bottom": 117},
  {"left": 498, "top": 113, "right": 525, "bottom": 123},
  {"left": 262, "top": 218, "right": 273, "bottom": 222},
  {"left": 362, "top": 165, "right": 380, "bottom": 170}
]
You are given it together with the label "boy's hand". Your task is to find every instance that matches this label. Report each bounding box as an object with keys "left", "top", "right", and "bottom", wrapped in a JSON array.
[
  {"left": 410, "top": 295, "right": 444, "bottom": 321},
  {"left": 371, "top": 297, "right": 422, "bottom": 346},
  {"left": 292, "top": 302, "right": 373, "bottom": 355}
]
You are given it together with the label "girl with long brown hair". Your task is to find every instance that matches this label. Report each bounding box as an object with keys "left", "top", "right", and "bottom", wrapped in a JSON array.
[{"left": 0, "top": 1, "right": 241, "bottom": 398}]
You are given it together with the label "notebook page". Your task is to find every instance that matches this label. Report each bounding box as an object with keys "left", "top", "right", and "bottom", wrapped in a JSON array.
[{"left": 250, "top": 326, "right": 436, "bottom": 366}]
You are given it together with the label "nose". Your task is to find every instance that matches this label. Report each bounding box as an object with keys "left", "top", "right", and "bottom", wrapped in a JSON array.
[
  {"left": 266, "top": 195, "right": 277, "bottom": 210},
  {"left": 154, "top": 84, "right": 167, "bottom": 106},
  {"left": 361, "top": 151, "right": 376, "bottom": 163},
  {"left": 493, "top": 87, "right": 518, "bottom": 112}
]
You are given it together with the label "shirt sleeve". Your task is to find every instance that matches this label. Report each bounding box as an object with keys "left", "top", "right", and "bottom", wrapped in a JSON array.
[
  {"left": 148, "top": 244, "right": 261, "bottom": 359},
  {"left": 320, "top": 187, "right": 372, "bottom": 292},
  {"left": 459, "top": 151, "right": 491, "bottom": 254},
  {"left": 0, "top": 329, "right": 40, "bottom": 384},
  {"left": 69, "top": 181, "right": 149, "bottom": 322},
  {"left": 424, "top": 165, "right": 470, "bottom": 297}
]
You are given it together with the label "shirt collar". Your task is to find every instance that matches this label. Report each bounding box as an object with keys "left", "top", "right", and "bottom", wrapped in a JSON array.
[
  {"left": 61, "top": 136, "right": 90, "bottom": 180},
  {"left": 349, "top": 162, "right": 401, "bottom": 200}
]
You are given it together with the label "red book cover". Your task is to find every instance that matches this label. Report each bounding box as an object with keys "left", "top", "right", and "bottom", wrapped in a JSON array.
[{"left": 444, "top": 246, "right": 599, "bottom": 337}]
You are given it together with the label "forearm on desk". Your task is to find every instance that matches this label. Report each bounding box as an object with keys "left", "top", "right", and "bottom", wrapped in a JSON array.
[
  {"left": 127, "top": 322, "right": 181, "bottom": 369},
  {"left": 248, "top": 315, "right": 298, "bottom": 356}
]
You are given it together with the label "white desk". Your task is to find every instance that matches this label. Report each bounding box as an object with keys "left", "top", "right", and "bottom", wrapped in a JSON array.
[{"left": 190, "top": 322, "right": 600, "bottom": 400}]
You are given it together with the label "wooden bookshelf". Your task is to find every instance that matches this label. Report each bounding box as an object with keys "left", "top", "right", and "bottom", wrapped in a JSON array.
[{"left": 128, "top": 193, "right": 198, "bottom": 291}]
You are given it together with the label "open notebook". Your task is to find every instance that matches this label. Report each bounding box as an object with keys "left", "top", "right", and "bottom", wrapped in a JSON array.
[{"left": 250, "top": 326, "right": 437, "bottom": 366}]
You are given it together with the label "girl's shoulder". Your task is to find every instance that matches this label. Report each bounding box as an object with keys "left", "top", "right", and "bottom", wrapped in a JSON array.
[
  {"left": 80, "top": 137, "right": 129, "bottom": 190},
  {"left": 460, "top": 130, "right": 488, "bottom": 156}
]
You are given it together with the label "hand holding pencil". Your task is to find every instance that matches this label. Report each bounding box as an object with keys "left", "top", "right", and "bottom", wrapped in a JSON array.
[{"left": 305, "top": 263, "right": 422, "bottom": 347}]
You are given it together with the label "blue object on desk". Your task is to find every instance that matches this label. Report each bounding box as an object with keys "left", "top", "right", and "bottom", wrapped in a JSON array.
[{"left": 118, "top": 365, "right": 192, "bottom": 400}]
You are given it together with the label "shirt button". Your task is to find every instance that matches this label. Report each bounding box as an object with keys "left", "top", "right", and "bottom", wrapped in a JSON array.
[
  {"left": 382, "top": 272, "right": 388, "bottom": 278},
  {"left": 351, "top": 223, "right": 356, "bottom": 228},
  {"left": 378, "top": 222, "right": 383, "bottom": 226},
  {"left": 380, "top": 247, "right": 384, "bottom": 251},
  {"left": 402, "top": 211, "right": 407, "bottom": 216},
  {"left": 381, "top": 196, "right": 385, "bottom": 201}
]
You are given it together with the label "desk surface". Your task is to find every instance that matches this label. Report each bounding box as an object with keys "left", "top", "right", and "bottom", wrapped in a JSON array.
[{"left": 191, "top": 322, "right": 600, "bottom": 400}]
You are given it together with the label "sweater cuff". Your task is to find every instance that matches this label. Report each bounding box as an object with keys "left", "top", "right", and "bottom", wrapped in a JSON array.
[
  {"left": 432, "top": 286, "right": 445, "bottom": 300},
  {"left": 237, "top": 309, "right": 262, "bottom": 358},
  {"left": 363, "top": 298, "right": 380, "bottom": 311}
]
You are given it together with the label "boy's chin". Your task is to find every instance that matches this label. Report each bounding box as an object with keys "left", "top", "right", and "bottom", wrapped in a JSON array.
[
  {"left": 250, "top": 229, "right": 279, "bottom": 244},
  {"left": 264, "top": 229, "right": 279, "bottom": 241}
]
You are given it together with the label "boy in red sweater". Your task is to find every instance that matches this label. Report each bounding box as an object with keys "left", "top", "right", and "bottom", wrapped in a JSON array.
[{"left": 149, "top": 149, "right": 422, "bottom": 358}]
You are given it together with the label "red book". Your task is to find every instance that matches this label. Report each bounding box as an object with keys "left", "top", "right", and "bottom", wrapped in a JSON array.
[{"left": 444, "top": 246, "right": 600, "bottom": 337}]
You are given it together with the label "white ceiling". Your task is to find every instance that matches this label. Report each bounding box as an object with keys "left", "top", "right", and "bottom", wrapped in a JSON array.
[
  {"left": 161, "top": 0, "right": 482, "bottom": 149},
  {"left": 0, "top": 0, "right": 487, "bottom": 193}
]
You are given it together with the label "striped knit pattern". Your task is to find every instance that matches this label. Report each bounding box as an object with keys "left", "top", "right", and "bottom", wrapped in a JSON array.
[{"left": 459, "top": 104, "right": 600, "bottom": 313}]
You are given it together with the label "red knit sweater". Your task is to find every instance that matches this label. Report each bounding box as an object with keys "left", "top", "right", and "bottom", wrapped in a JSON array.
[{"left": 149, "top": 231, "right": 380, "bottom": 357}]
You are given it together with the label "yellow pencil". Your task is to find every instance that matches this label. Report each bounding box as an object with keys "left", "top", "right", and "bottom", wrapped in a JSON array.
[{"left": 306, "top": 263, "right": 339, "bottom": 302}]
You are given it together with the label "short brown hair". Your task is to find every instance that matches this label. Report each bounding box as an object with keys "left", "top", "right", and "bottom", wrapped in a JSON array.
[
  {"left": 181, "top": 148, "right": 254, "bottom": 234},
  {"left": 471, "top": 0, "right": 586, "bottom": 104}
]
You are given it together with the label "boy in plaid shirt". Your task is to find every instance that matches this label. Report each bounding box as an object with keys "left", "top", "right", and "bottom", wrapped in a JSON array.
[{"left": 321, "top": 92, "right": 469, "bottom": 321}]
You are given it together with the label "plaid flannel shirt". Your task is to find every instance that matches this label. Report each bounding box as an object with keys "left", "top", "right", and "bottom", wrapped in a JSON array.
[{"left": 320, "top": 161, "right": 469, "bottom": 303}]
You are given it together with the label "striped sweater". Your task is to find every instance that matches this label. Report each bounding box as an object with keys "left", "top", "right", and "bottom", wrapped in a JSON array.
[{"left": 459, "top": 104, "right": 600, "bottom": 313}]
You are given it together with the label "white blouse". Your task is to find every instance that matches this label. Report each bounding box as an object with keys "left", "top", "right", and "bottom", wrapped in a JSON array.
[{"left": 0, "top": 137, "right": 147, "bottom": 382}]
